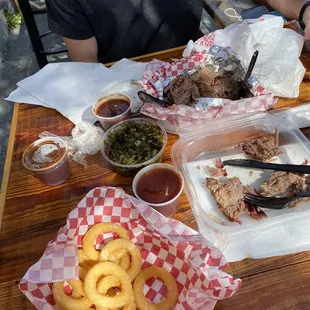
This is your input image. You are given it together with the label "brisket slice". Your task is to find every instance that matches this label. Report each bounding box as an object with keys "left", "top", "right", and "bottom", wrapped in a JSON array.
[
  {"left": 259, "top": 170, "right": 310, "bottom": 208},
  {"left": 163, "top": 73, "right": 200, "bottom": 107},
  {"left": 305, "top": 175, "right": 310, "bottom": 191},
  {"left": 241, "top": 129, "right": 280, "bottom": 161},
  {"left": 163, "top": 63, "right": 246, "bottom": 107},
  {"left": 190, "top": 66, "right": 243, "bottom": 100},
  {"left": 206, "top": 177, "right": 245, "bottom": 223},
  {"left": 260, "top": 171, "right": 306, "bottom": 197}
]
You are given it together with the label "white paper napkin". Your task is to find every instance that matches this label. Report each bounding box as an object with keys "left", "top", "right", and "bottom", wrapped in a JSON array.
[
  {"left": 110, "top": 58, "right": 147, "bottom": 80},
  {"left": 5, "top": 60, "right": 147, "bottom": 124},
  {"left": 7, "top": 88, "right": 47, "bottom": 107}
]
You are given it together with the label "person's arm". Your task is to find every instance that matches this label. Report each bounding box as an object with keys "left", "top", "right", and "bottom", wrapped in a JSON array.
[
  {"left": 62, "top": 37, "right": 98, "bottom": 63},
  {"left": 267, "top": 0, "right": 310, "bottom": 38},
  {"left": 46, "top": 0, "right": 99, "bottom": 62}
]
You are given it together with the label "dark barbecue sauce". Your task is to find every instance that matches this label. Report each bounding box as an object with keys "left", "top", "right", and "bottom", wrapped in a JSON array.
[
  {"left": 96, "top": 99, "right": 130, "bottom": 118},
  {"left": 136, "top": 168, "right": 181, "bottom": 204}
]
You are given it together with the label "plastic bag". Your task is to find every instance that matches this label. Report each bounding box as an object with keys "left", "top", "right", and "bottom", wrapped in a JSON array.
[
  {"left": 185, "top": 15, "right": 305, "bottom": 98},
  {"left": 39, "top": 121, "right": 104, "bottom": 168}
]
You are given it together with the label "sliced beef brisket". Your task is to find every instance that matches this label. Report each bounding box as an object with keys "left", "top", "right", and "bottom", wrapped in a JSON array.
[
  {"left": 260, "top": 171, "right": 306, "bottom": 197},
  {"left": 242, "top": 129, "right": 280, "bottom": 161},
  {"left": 206, "top": 177, "right": 246, "bottom": 223}
]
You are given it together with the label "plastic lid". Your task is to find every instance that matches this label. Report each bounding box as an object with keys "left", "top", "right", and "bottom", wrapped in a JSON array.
[{"left": 22, "top": 137, "right": 67, "bottom": 171}]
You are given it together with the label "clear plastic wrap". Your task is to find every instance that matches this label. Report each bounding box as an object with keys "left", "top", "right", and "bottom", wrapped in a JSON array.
[{"left": 39, "top": 121, "right": 104, "bottom": 168}]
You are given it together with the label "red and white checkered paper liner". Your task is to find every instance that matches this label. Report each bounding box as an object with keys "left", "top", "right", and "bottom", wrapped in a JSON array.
[
  {"left": 19, "top": 187, "right": 241, "bottom": 310},
  {"left": 140, "top": 34, "right": 276, "bottom": 129}
]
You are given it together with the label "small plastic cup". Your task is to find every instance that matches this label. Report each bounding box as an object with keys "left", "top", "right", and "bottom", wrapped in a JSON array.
[
  {"left": 22, "top": 137, "right": 71, "bottom": 186},
  {"left": 132, "top": 163, "right": 184, "bottom": 217},
  {"left": 93, "top": 94, "right": 132, "bottom": 130}
]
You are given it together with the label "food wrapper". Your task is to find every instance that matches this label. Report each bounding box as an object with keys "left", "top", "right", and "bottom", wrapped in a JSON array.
[
  {"left": 141, "top": 49, "right": 275, "bottom": 133},
  {"left": 19, "top": 187, "right": 241, "bottom": 310},
  {"left": 141, "top": 40, "right": 276, "bottom": 133}
]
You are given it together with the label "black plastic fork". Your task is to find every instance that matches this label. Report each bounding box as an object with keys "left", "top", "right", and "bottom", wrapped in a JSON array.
[{"left": 245, "top": 192, "right": 310, "bottom": 210}]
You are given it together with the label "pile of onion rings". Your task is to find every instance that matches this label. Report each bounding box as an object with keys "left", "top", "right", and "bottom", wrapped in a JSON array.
[{"left": 52, "top": 222, "right": 179, "bottom": 310}]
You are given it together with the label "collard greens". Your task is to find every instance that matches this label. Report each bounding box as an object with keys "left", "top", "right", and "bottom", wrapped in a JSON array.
[{"left": 105, "top": 121, "right": 164, "bottom": 165}]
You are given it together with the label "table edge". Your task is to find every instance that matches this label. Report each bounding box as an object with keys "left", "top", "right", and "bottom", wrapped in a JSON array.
[
  {"left": 0, "top": 103, "right": 19, "bottom": 229},
  {"left": 104, "top": 45, "right": 186, "bottom": 67}
]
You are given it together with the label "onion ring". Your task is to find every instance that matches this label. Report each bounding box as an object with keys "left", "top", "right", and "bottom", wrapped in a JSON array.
[
  {"left": 80, "top": 260, "right": 96, "bottom": 271},
  {"left": 110, "top": 249, "right": 131, "bottom": 271},
  {"left": 79, "top": 266, "right": 88, "bottom": 282},
  {"left": 52, "top": 281, "right": 92, "bottom": 310},
  {"left": 82, "top": 223, "right": 129, "bottom": 261},
  {"left": 78, "top": 249, "right": 97, "bottom": 272},
  {"left": 97, "top": 275, "right": 121, "bottom": 295},
  {"left": 71, "top": 290, "right": 82, "bottom": 299},
  {"left": 97, "top": 276, "right": 122, "bottom": 310},
  {"left": 68, "top": 279, "right": 85, "bottom": 296},
  {"left": 95, "top": 306, "right": 120, "bottom": 310},
  {"left": 79, "top": 261, "right": 97, "bottom": 282},
  {"left": 98, "top": 296, "right": 135, "bottom": 310},
  {"left": 78, "top": 249, "right": 90, "bottom": 264},
  {"left": 124, "top": 295, "right": 136, "bottom": 310},
  {"left": 95, "top": 307, "right": 109, "bottom": 310},
  {"left": 100, "top": 239, "right": 142, "bottom": 282},
  {"left": 84, "top": 262, "right": 133, "bottom": 308},
  {"left": 119, "top": 252, "right": 131, "bottom": 271},
  {"left": 109, "top": 249, "right": 125, "bottom": 265},
  {"left": 133, "top": 266, "right": 178, "bottom": 310}
]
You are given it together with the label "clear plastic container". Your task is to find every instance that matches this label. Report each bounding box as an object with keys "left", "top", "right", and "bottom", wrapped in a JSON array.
[
  {"left": 22, "top": 137, "right": 71, "bottom": 186},
  {"left": 101, "top": 118, "right": 168, "bottom": 176},
  {"left": 171, "top": 112, "right": 310, "bottom": 250}
]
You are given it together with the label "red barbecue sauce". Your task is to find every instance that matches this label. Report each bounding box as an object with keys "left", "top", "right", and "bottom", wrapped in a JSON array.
[
  {"left": 96, "top": 99, "right": 130, "bottom": 118},
  {"left": 136, "top": 168, "right": 182, "bottom": 204}
]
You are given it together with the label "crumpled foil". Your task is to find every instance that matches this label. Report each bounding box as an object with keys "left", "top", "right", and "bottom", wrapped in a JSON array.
[{"left": 150, "top": 45, "right": 258, "bottom": 111}]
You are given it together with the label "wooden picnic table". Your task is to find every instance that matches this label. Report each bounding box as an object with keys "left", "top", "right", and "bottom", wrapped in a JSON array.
[{"left": 1, "top": 42, "right": 310, "bottom": 309}]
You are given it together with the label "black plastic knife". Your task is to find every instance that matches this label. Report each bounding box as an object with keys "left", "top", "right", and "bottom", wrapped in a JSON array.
[{"left": 223, "top": 159, "right": 310, "bottom": 174}]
